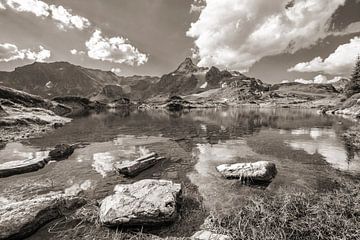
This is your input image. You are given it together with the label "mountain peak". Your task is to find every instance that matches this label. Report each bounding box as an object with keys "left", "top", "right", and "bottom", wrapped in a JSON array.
[{"left": 174, "top": 58, "right": 200, "bottom": 73}]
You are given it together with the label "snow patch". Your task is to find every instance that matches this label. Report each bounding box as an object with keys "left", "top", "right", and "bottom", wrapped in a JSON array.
[{"left": 200, "top": 82, "right": 208, "bottom": 89}]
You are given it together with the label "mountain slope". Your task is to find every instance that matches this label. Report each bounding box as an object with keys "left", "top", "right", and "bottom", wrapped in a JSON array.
[{"left": 0, "top": 62, "right": 121, "bottom": 98}]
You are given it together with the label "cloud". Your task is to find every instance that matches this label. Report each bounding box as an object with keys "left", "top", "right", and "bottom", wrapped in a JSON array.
[
  {"left": 187, "top": 0, "right": 357, "bottom": 71},
  {"left": 85, "top": 30, "right": 148, "bottom": 66},
  {"left": 49, "top": 5, "right": 90, "bottom": 30},
  {"left": 190, "top": 0, "right": 206, "bottom": 13},
  {"left": 293, "top": 75, "right": 343, "bottom": 84},
  {"left": 288, "top": 36, "right": 360, "bottom": 75},
  {"left": 3, "top": 0, "right": 49, "bottom": 17},
  {"left": 1, "top": 0, "right": 90, "bottom": 30},
  {"left": 111, "top": 68, "right": 122, "bottom": 75},
  {"left": 0, "top": 43, "right": 50, "bottom": 62},
  {"left": 70, "top": 49, "right": 85, "bottom": 55}
]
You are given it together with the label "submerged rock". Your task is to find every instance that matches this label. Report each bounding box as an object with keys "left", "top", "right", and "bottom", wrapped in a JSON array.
[
  {"left": 0, "top": 157, "right": 50, "bottom": 178},
  {"left": 99, "top": 179, "right": 182, "bottom": 226},
  {"left": 0, "top": 192, "right": 86, "bottom": 240},
  {"left": 114, "top": 152, "right": 164, "bottom": 177},
  {"left": 191, "top": 230, "right": 231, "bottom": 240},
  {"left": 216, "top": 161, "right": 277, "bottom": 182},
  {"left": 48, "top": 144, "right": 75, "bottom": 160}
]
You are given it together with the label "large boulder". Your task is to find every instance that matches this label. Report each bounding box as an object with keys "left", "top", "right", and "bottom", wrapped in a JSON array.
[
  {"left": 48, "top": 144, "right": 75, "bottom": 160},
  {"left": 115, "top": 152, "right": 164, "bottom": 177},
  {"left": 216, "top": 161, "right": 277, "bottom": 182},
  {"left": 99, "top": 179, "right": 182, "bottom": 226},
  {"left": 0, "top": 192, "right": 86, "bottom": 240}
]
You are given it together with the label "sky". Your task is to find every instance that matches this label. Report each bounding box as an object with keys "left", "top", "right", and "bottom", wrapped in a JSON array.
[{"left": 0, "top": 0, "right": 359, "bottom": 84}]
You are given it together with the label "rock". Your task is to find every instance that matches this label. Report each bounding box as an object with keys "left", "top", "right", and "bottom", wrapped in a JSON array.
[
  {"left": 52, "top": 96, "right": 105, "bottom": 116},
  {"left": 99, "top": 179, "right": 182, "bottom": 226},
  {"left": 107, "top": 98, "right": 131, "bottom": 108},
  {"left": 216, "top": 161, "right": 277, "bottom": 182},
  {"left": 0, "top": 192, "right": 86, "bottom": 240},
  {"left": 191, "top": 230, "right": 231, "bottom": 240},
  {"left": 165, "top": 96, "right": 193, "bottom": 111},
  {"left": 48, "top": 144, "right": 74, "bottom": 160},
  {"left": 0, "top": 105, "right": 7, "bottom": 117},
  {"left": 53, "top": 122, "right": 64, "bottom": 129},
  {"left": 115, "top": 152, "right": 164, "bottom": 177},
  {"left": 0, "top": 157, "right": 50, "bottom": 178}
]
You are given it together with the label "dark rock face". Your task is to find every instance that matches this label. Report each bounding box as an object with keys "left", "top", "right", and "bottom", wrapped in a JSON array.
[
  {"left": 0, "top": 86, "right": 70, "bottom": 142},
  {"left": 0, "top": 85, "right": 71, "bottom": 116},
  {"left": 166, "top": 96, "right": 193, "bottom": 111},
  {"left": 205, "top": 66, "right": 232, "bottom": 87},
  {"left": 91, "top": 84, "right": 128, "bottom": 103},
  {"left": 0, "top": 192, "right": 86, "bottom": 240},
  {"left": 53, "top": 96, "right": 105, "bottom": 116},
  {"left": 174, "top": 57, "right": 202, "bottom": 74},
  {"left": 0, "top": 85, "right": 53, "bottom": 109},
  {"left": 48, "top": 144, "right": 75, "bottom": 160}
]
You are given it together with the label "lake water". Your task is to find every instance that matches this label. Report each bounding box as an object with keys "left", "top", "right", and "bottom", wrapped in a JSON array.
[{"left": 1, "top": 107, "right": 359, "bottom": 237}]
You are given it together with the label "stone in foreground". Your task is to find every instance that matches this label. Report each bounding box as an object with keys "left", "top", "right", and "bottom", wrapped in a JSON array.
[
  {"left": 191, "top": 230, "right": 231, "bottom": 240},
  {"left": 99, "top": 179, "right": 182, "bottom": 226},
  {"left": 0, "top": 157, "right": 49, "bottom": 178},
  {"left": 216, "top": 161, "right": 277, "bottom": 182},
  {"left": 48, "top": 144, "right": 75, "bottom": 160},
  {"left": 114, "top": 152, "right": 164, "bottom": 177},
  {"left": 0, "top": 192, "right": 86, "bottom": 240}
]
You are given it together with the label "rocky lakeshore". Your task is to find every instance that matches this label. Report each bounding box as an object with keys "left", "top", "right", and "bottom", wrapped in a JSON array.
[{"left": 1, "top": 57, "right": 360, "bottom": 240}]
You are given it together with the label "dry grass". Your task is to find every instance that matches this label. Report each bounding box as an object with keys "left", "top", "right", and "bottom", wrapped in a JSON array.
[
  {"left": 49, "top": 182, "right": 360, "bottom": 240},
  {"left": 207, "top": 182, "right": 360, "bottom": 240}
]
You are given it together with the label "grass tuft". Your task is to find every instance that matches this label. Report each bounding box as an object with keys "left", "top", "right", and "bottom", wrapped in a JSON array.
[{"left": 207, "top": 182, "right": 360, "bottom": 240}]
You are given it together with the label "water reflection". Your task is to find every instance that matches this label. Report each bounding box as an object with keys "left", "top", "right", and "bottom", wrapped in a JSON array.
[
  {"left": 0, "top": 142, "right": 48, "bottom": 164},
  {"left": 285, "top": 128, "right": 360, "bottom": 172},
  {"left": 1, "top": 108, "right": 359, "bottom": 221},
  {"left": 188, "top": 140, "right": 263, "bottom": 213}
]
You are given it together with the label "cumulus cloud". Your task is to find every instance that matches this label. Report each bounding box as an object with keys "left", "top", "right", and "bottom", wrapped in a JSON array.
[
  {"left": 111, "top": 68, "right": 122, "bottom": 75},
  {"left": 294, "top": 75, "right": 343, "bottom": 84},
  {"left": 0, "top": 43, "right": 50, "bottom": 62},
  {"left": 49, "top": 5, "right": 90, "bottom": 30},
  {"left": 85, "top": 30, "right": 148, "bottom": 66},
  {"left": 3, "top": 0, "right": 49, "bottom": 17},
  {"left": 1, "top": 0, "right": 90, "bottom": 30},
  {"left": 187, "top": 0, "right": 357, "bottom": 71},
  {"left": 289, "top": 37, "right": 360, "bottom": 75}
]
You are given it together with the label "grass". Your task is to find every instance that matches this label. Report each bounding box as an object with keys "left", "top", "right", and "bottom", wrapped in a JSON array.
[
  {"left": 206, "top": 181, "right": 360, "bottom": 240},
  {"left": 49, "top": 181, "right": 360, "bottom": 240}
]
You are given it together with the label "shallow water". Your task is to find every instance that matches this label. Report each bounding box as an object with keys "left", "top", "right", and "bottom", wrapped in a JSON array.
[{"left": 1, "top": 107, "right": 359, "bottom": 237}]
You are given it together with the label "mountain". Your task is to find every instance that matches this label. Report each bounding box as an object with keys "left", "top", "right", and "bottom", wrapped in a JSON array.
[
  {"left": 0, "top": 59, "right": 271, "bottom": 102},
  {"left": 0, "top": 62, "right": 122, "bottom": 98}
]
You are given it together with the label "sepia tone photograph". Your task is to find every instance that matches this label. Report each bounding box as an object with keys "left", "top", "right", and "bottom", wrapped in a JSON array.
[{"left": 0, "top": 0, "right": 360, "bottom": 239}]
